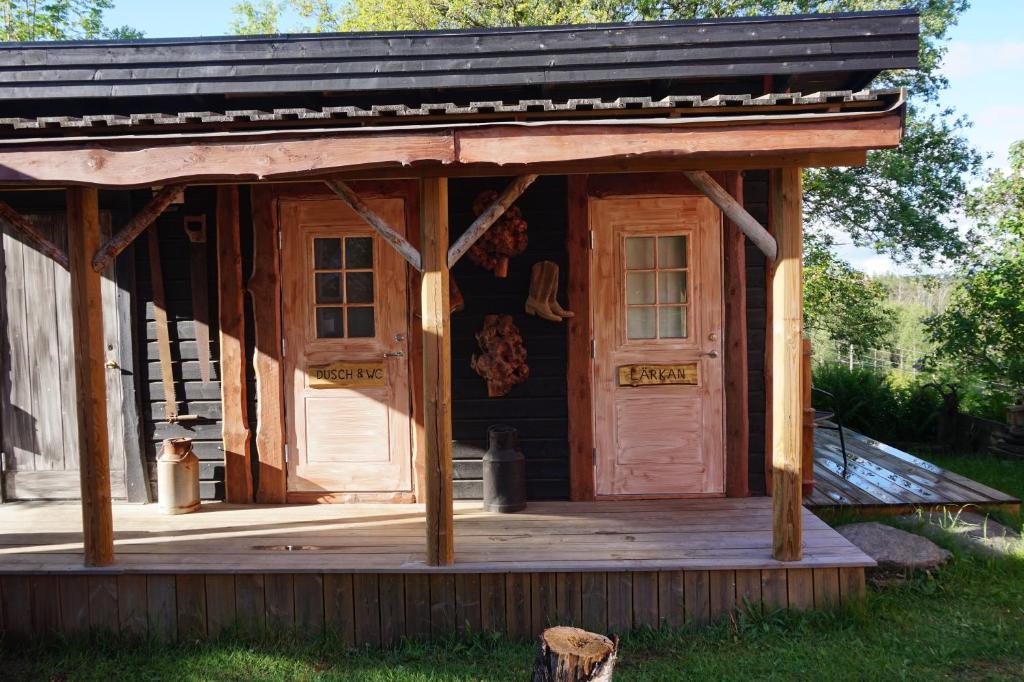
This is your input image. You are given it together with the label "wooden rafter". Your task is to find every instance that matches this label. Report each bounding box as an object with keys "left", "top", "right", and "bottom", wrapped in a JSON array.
[
  {"left": 0, "top": 198, "right": 68, "bottom": 268},
  {"left": 447, "top": 174, "right": 537, "bottom": 267},
  {"left": 682, "top": 170, "right": 777, "bottom": 261},
  {"left": 324, "top": 179, "right": 423, "bottom": 272},
  {"left": 91, "top": 184, "right": 185, "bottom": 272}
]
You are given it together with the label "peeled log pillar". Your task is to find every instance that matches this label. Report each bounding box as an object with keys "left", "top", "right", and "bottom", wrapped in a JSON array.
[{"left": 531, "top": 627, "right": 619, "bottom": 682}]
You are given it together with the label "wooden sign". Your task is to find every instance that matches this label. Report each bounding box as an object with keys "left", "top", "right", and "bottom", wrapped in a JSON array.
[
  {"left": 308, "top": 362, "right": 385, "bottom": 388},
  {"left": 617, "top": 363, "right": 698, "bottom": 387}
]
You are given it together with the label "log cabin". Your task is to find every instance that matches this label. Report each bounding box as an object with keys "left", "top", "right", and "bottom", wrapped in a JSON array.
[{"left": 0, "top": 9, "right": 917, "bottom": 640}]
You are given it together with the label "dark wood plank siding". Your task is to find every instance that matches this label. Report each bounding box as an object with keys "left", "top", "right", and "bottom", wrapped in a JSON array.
[
  {"left": 743, "top": 170, "right": 769, "bottom": 495},
  {"left": 449, "top": 177, "right": 569, "bottom": 501},
  {"left": 134, "top": 188, "right": 223, "bottom": 500}
]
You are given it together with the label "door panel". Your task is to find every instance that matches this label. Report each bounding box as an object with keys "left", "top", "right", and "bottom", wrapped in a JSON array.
[
  {"left": 282, "top": 198, "right": 412, "bottom": 496},
  {"left": 592, "top": 196, "right": 724, "bottom": 497}
]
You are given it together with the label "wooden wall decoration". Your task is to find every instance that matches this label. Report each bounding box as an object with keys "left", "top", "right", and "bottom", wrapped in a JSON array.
[
  {"left": 465, "top": 190, "right": 528, "bottom": 277},
  {"left": 471, "top": 314, "right": 530, "bottom": 398}
]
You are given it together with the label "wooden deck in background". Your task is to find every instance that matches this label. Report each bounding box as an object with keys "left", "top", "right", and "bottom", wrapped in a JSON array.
[
  {"left": 808, "top": 427, "right": 1020, "bottom": 513},
  {"left": 0, "top": 498, "right": 871, "bottom": 642}
]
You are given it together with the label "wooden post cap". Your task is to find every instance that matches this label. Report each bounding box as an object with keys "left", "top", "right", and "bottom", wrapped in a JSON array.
[{"left": 532, "top": 626, "right": 619, "bottom": 682}]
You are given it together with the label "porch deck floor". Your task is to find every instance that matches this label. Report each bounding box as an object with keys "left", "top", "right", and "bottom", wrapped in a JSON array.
[
  {"left": 808, "top": 427, "right": 1020, "bottom": 513},
  {"left": 0, "top": 497, "right": 872, "bottom": 574}
]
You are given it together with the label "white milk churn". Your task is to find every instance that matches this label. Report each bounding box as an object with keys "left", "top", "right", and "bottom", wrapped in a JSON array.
[{"left": 157, "top": 437, "right": 200, "bottom": 514}]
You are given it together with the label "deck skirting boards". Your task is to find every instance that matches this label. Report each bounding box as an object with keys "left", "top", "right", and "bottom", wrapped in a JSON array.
[{"left": 0, "top": 567, "right": 866, "bottom": 642}]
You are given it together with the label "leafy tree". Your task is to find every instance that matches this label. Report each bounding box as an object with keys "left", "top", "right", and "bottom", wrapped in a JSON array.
[
  {"left": 230, "top": 0, "right": 982, "bottom": 269},
  {"left": 804, "top": 233, "right": 896, "bottom": 352},
  {"left": 1, "top": 0, "right": 141, "bottom": 41},
  {"left": 926, "top": 140, "right": 1024, "bottom": 398}
]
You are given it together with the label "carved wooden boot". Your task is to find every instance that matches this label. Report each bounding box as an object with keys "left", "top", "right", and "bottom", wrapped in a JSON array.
[
  {"left": 544, "top": 260, "right": 574, "bottom": 318},
  {"left": 525, "top": 261, "right": 561, "bottom": 321}
]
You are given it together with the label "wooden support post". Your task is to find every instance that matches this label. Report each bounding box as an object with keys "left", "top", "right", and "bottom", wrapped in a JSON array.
[
  {"left": 447, "top": 174, "right": 537, "bottom": 267},
  {"left": 769, "top": 167, "right": 803, "bottom": 562},
  {"left": 683, "top": 170, "right": 777, "bottom": 261},
  {"left": 722, "top": 171, "right": 749, "bottom": 498},
  {"left": 420, "top": 177, "right": 454, "bottom": 566},
  {"left": 91, "top": 184, "right": 185, "bottom": 272},
  {"left": 217, "top": 186, "right": 254, "bottom": 504},
  {"left": 67, "top": 187, "right": 114, "bottom": 567},
  {"left": 566, "top": 175, "right": 595, "bottom": 501}
]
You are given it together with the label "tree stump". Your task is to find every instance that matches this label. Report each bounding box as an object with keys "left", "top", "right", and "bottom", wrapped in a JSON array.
[{"left": 531, "top": 627, "right": 619, "bottom": 682}]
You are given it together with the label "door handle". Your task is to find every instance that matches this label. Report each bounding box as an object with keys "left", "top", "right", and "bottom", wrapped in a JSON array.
[
  {"left": 383, "top": 351, "right": 405, "bottom": 358},
  {"left": 701, "top": 350, "right": 719, "bottom": 359}
]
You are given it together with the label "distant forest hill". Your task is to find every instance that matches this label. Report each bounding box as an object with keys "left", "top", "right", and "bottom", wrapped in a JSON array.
[{"left": 872, "top": 273, "right": 956, "bottom": 354}]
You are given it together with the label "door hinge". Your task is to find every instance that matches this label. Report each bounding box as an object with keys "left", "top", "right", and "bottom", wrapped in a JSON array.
[
  {"left": 593, "top": 448, "right": 597, "bottom": 466},
  {"left": 283, "top": 443, "right": 289, "bottom": 463},
  {"left": 281, "top": 337, "right": 286, "bottom": 357},
  {"left": 588, "top": 231, "right": 595, "bottom": 250},
  {"left": 590, "top": 339, "right": 596, "bottom": 359},
  {"left": 277, "top": 230, "right": 283, "bottom": 250}
]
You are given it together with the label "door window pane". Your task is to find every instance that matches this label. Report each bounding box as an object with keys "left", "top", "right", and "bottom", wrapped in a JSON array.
[
  {"left": 658, "top": 235, "right": 687, "bottom": 269},
  {"left": 659, "top": 306, "right": 687, "bottom": 338},
  {"left": 626, "top": 272, "right": 655, "bottom": 305},
  {"left": 625, "top": 237, "right": 655, "bottom": 269},
  {"left": 658, "top": 271, "right": 686, "bottom": 304},
  {"left": 347, "top": 307, "right": 375, "bottom": 338},
  {"left": 345, "top": 272, "right": 374, "bottom": 304},
  {"left": 345, "top": 237, "right": 373, "bottom": 269},
  {"left": 315, "top": 307, "right": 344, "bottom": 338},
  {"left": 627, "top": 307, "right": 656, "bottom": 339},
  {"left": 315, "top": 273, "right": 343, "bottom": 304},
  {"left": 314, "top": 238, "right": 342, "bottom": 269}
]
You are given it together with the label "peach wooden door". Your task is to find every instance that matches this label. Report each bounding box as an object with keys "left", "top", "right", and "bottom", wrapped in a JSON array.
[
  {"left": 592, "top": 196, "right": 724, "bottom": 497},
  {"left": 281, "top": 197, "right": 412, "bottom": 497}
]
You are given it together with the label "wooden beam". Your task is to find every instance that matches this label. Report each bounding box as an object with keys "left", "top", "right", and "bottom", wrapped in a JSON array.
[
  {"left": 248, "top": 187, "right": 286, "bottom": 504},
  {"left": 769, "top": 167, "right": 803, "bottom": 562},
  {"left": 420, "top": 177, "right": 454, "bottom": 566},
  {"left": 0, "top": 198, "right": 68, "bottom": 268},
  {"left": 324, "top": 179, "right": 423, "bottom": 272},
  {"left": 447, "top": 174, "right": 537, "bottom": 267},
  {"left": 683, "top": 170, "right": 777, "bottom": 261},
  {"left": 566, "top": 175, "right": 595, "bottom": 501},
  {"left": 91, "top": 184, "right": 184, "bottom": 272},
  {"left": 216, "top": 186, "right": 254, "bottom": 504},
  {"left": 0, "top": 115, "right": 897, "bottom": 186},
  {"left": 67, "top": 186, "right": 114, "bottom": 567},
  {"left": 722, "top": 171, "right": 749, "bottom": 498}
]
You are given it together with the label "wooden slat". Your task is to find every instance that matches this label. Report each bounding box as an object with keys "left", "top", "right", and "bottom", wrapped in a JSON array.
[
  {"left": 378, "top": 574, "right": 405, "bottom": 645},
  {"left": 760, "top": 568, "right": 788, "bottom": 610},
  {"left": 247, "top": 187, "right": 284, "bottom": 503},
  {"left": 323, "top": 574, "right": 354, "bottom": 644},
  {"left": 580, "top": 572, "right": 607, "bottom": 633},
  {"left": 658, "top": 570, "right": 686, "bottom": 627},
  {"left": 812, "top": 567, "right": 840, "bottom": 609},
  {"left": 555, "top": 572, "right": 582, "bottom": 627},
  {"left": 91, "top": 185, "right": 184, "bottom": 272},
  {"left": 293, "top": 573, "right": 324, "bottom": 635},
  {"left": 531, "top": 573, "right": 557, "bottom": 637},
  {"left": 405, "top": 573, "right": 431, "bottom": 640},
  {"left": 447, "top": 174, "right": 537, "bottom": 266},
  {"left": 216, "top": 186, "right": 254, "bottom": 504},
  {"left": 88, "top": 575, "right": 119, "bottom": 633},
  {"left": 1, "top": 576, "right": 32, "bottom": 637},
  {"left": 632, "top": 571, "right": 659, "bottom": 628},
  {"left": 28, "top": 577, "right": 60, "bottom": 637},
  {"left": 839, "top": 567, "right": 866, "bottom": 604},
  {"left": 505, "top": 572, "right": 530, "bottom": 640},
  {"left": 176, "top": 574, "right": 207, "bottom": 639},
  {"left": 147, "top": 574, "right": 177, "bottom": 640},
  {"left": 68, "top": 187, "right": 114, "bottom": 567},
  {"left": 353, "top": 574, "right": 381, "bottom": 646},
  {"left": 607, "top": 572, "right": 632, "bottom": 633},
  {"left": 709, "top": 570, "right": 736, "bottom": 620},
  {"left": 326, "top": 179, "right": 422, "bottom": 271},
  {"left": 430, "top": 573, "right": 456, "bottom": 637},
  {"left": 769, "top": 167, "right": 804, "bottom": 561},
  {"left": 117, "top": 574, "right": 149, "bottom": 637},
  {"left": 265, "top": 573, "right": 294, "bottom": 630},
  {"left": 684, "top": 571, "right": 710, "bottom": 628},
  {"left": 722, "top": 171, "right": 749, "bottom": 498},
  {"left": 735, "top": 569, "right": 762, "bottom": 613},
  {"left": 420, "top": 177, "right": 454, "bottom": 566},
  {"left": 787, "top": 568, "right": 814, "bottom": 611},
  {"left": 480, "top": 573, "right": 506, "bottom": 633},
  {"left": 454, "top": 572, "right": 481, "bottom": 634},
  {"left": 566, "top": 175, "right": 595, "bottom": 501},
  {"left": 205, "top": 574, "right": 236, "bottom": 637},
  {"left": 59, "top": 575, "right": 90, "bottom": 635},
  {"left": 234, "top": 573, "right": 266, "bottom": 636}
]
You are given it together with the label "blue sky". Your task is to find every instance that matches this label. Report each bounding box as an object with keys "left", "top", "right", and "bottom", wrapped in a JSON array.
[{"left": 105, "top": 1, "right": 1024, "bottom": 274}]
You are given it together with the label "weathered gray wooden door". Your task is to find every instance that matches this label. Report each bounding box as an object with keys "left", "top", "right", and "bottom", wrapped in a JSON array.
[{"left": 1, "top": 213, "right": 140, "bottom": 501}]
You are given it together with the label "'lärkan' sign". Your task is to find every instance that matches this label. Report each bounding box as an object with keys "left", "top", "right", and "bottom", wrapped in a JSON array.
[
  {"left": 309, "top": 362, "right": 385, "bottom": 388},
  {"left": 617, "top": 363, "right": 698, "bottom": 387}
]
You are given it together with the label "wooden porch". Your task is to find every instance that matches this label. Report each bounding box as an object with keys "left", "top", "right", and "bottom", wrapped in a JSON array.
[{"left": 0, "top": 497, "right": 870, "bottom": 641}]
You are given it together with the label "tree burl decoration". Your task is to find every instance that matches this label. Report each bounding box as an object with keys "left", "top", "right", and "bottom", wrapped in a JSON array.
[
  {"left": 467, "top": 190, "right": 528, "bottom": 277},
  {"left": 471, "top": 314, "right": 529, "bottom": 398}
]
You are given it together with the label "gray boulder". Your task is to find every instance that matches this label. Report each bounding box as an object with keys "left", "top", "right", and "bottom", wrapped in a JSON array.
[{"left": 837, "top": 522, "right": 952, "bottom": 571}]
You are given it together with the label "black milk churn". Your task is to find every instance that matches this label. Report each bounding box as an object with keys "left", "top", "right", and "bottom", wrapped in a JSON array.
[{"left": 482, "top": 424, "right": 526, "bottom": 513}]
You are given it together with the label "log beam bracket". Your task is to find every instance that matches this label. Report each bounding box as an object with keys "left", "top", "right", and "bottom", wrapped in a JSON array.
[
  {"left": 0, "top": 198, "right": 68, "bottom": 268},
  {"left": 683, "top": 170, "right": 777, "bottom": 261},
  {"left": 325, "top": 178, "right": 423, "bottom": 272},
  {"left": 91, "top": 184, "right": 185, "bottom": 272},
  {"left": 447, "top": 174, "right": 537, "bottom": 267}
]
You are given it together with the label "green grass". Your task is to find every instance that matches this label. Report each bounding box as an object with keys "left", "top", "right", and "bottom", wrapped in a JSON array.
[
  {"left": 4, "top": 454, "right": 1024, "bottom": 681},
  {"left": 925, "top": 452, "right": 1024, "bottom": 532}
]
